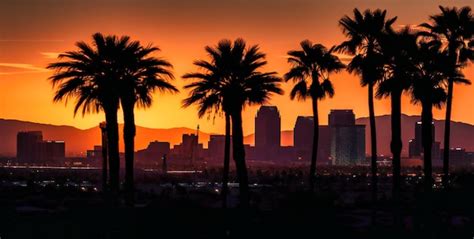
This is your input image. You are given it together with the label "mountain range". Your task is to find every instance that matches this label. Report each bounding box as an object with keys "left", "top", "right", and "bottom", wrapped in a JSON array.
[{"left": 1, "top": 114, "right": 474, "bottom": 157}]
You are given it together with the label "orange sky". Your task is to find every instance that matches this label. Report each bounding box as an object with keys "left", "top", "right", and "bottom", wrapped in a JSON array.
[{"left": 0, "top": 0, "right": 473, "bottom": 136}]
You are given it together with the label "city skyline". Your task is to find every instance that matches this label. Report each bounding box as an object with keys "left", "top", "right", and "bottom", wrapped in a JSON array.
[{"left": 1, "top": 0, "right": 473, "bottom": 134}]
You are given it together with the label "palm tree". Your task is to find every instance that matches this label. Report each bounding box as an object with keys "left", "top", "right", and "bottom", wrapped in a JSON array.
[
  {"left": 377, "top": 27, "right": 417, "bottom": 206},
  {"left": 337, "top": 8, "right": 397, "bottom": 207},
  {"left": 185, "top": 39, "right": 282, "bottom": 207},
  {"left": 115, "top": 36, "right": 177, "bottom": 205},
  {"left": 420, "top": 6, "right": 474, "bottom": 188},
  {"left": 48, "top": 33, "right": 121, "bottom": 195},
  {"left": 285, "top": 40, "right": 345, "bottom": 192},
  {"left": 409, "top": 40, "right": 453, "bottom": 192},
  {"left": 182, "top": 42, "right": 233, "bottom": 207}
]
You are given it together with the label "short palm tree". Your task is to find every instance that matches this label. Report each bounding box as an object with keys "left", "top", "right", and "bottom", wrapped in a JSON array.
[
  {"left": 285, "top": 40, "right": 345, "bottom": 192},
  {"left": 184, "top": 39, "right": 282, "bottom": 207},
  {"left": 337, "top": 8, "right": 397, "bottom": 206},
  {"left": 182, "top": 40, "right": 234, "bottom": 208},
  {"left": 48, "top": 33, "right": 121, "bottom": 194},
  {"left": 116, "top": 36, "right": 177, "bottom": 205},
  {"left": 377, "top": 28, "right": 417, "bottom": 203},
  {"left": 420, "top": 6, "right": 474, "bottom": 188}
]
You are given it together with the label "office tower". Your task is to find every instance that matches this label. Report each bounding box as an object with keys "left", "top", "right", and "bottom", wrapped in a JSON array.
[
  {"left": 294, "top": 116, "right": 313, "bottom": 151},
  {"left": 87, "top": 145, "right": 103, "bottom": 162},
  {"left": 293, "top": 116, "right": 331, "bottom": 164},
  {"left": 409, "top": 121, "right": 435, "bottom": 158},
  {"left": 39, "top": 140, "right": 66, "bottom": 162},
  {"left": 408, "top": 121, "right": 440, "bottom": 163},
  {"left": 329, "top": 109, "right": 355, "bottom": 126},
  {"left": 329, "top": 110, "right": 365, "bottom": 165},
  {"left": 255, "top": 106, "right": 281, "bottom": 160},
  {"left": 208, "top": 135, "right": 232, "bottom": 162},
  {"left": 449, "top": 147, "right": 467, "bottom": 167},
  {"left": 17, "top": 131, "right": 65, "bottom": 163},
  {"left": 17, "top": 131, "right": 43, "bottom": 163}
]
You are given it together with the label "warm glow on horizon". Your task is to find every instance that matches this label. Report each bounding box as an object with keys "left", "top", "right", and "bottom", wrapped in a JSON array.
[{"left": 1, "top": 0, "right": 473, "bottom": 135}]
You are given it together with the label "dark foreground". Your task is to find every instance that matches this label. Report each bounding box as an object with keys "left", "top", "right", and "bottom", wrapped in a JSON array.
[{"left": 0, "top": 166, "right": 473, "bottom": 238}]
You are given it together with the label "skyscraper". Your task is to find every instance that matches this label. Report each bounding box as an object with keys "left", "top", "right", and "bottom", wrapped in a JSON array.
[
  {"left": 329, "top": 110, "right": 365, "bottom": 165},
  {"left": 408, "top": 121, "right": 436, "bottom": 158},
  {"left": 255, "top": 106, "right": 281, "bottom": 160},
  {"left": 293, "top": 116, "right": 331, "bottom": 164},
  {"left": 208, "top": 134, "right": 231, "bottom": 162},
  {"left": 17, "top": 131, "right": 65, "bottom": 163},
  {"left": 17, "top": 131, "right": 43, "bottom": 163}
]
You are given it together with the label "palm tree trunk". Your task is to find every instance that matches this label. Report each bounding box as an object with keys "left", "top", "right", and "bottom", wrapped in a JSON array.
[
  {"left": 100, "top": 123, "right": 108, "bottom": 193},
  {"left": 222, "top": 113, "right": 231, "bottom": 208},
  {"left": 442, "top": 79, "right": 453, "bottom": 189},
  {"left": 390, "top": 92, "right": 402, "bottom": 225},
  {"left": 123, "top": 103, "right": 136, "bottom": 206},
  {"left": 105, "top": 108, "right": 120, "bottom": 196},
  {"left": 421, "top": 101, "right": 433, "bottom": 193},
  {"left": 368, "top": 83, "right": 378, "bottom": 224},
  {"left": 309, "top": 97, "right": 319, "bottom": 193},
  {"left": 231, "top": 109, "right": 249, "bottom": 207}
]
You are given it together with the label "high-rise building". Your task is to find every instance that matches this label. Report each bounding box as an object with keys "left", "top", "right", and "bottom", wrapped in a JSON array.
[
  {"left": 17, "top": 131, "right": 65, "bottom": 163},
  {"left": 17, "top": 131, "right": 43, "bottom": 163},
  {"left": 87, "top": 145, "right": 103, "bottom": 162},
  {"left": 170, "top": 134, "right": 203, "bottom": 162},
  {"left": 255, "top": 106, "right": 281, "bottom": 160},
  {"left": 135, "top": 141, "right": 171, "bottom": 166},
  {"left": 207, "top": 135, "right": 231, "bottom": 162},
  {"left": 329, "top": 110, "right": 355, "bottom": 126},
  {"left": 328, "top": 110, "right": 365, "bottom": 165},
  {"left": 409, "top": 121, "right": 435, "bottom": 158},
  {"left": 293, "top": 116, "right": 331, "bottom": 164},
  {"left": 294, "top": 116, "right": 313, "bottom": 151},
  {"left": 449, "top": 147, "right": 468, "bottom": 167},
  {"left": 39, "top": 140, "right": 65, "bottom": 162},
  {"left": 408, "top": 121, "right": 441, "bottom": 163}
]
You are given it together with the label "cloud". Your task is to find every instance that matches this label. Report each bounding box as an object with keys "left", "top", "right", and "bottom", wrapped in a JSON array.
[
  {"left": 41, "top": 52, "right": 60, "bottom": 59},
  {"left": 0, "top": 39, "right": 64, "bottom": 43},
  {"left": 0, "top": 63, "right": 50, "bottom": 75}
]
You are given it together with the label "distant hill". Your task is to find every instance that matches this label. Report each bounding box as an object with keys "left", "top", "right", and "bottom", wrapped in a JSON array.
[
  {"left": 2, "top": 115, "right": 474, "bottom": 157},
  {"left": 0, "top": 119, "right": 215, "bottom": 157},
  {"left": 244, "top": 130, "right": 293, "bottom": 147},
  {"left": 356, "top": 114, "right": 474, "bottom": 156}
]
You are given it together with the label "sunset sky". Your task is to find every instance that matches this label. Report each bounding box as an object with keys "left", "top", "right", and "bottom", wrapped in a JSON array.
[{"left": 1, "top": 0, "right": 473, "bottom": 136}]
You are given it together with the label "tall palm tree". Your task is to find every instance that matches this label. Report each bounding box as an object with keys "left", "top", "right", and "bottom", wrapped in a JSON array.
[
  {"left": 182, "top": 42, "right": 233, "bottom": 207},
  {"left": 185, "top": 39, "right": 282, "bottom": 207},
  {"left": 285, "top": 40, "right": 345, "bottom": 192},
  {"left": 337, "top": 8, "right": 397, "bottom": 207},
  {"left": 377, "top": 28, "right": 417, "bottom": 205},
  {"left": 48, "top": 33, "right": 121, "bottom": 195},
  {"left": 420, "top": 6, "right": 474, "bottom": 188},
  {"left": 409, "top": 40, "right": 454, "bottom": 192},
  {"left": 115, "top": 36, "right": 177, "bottom": 205}
]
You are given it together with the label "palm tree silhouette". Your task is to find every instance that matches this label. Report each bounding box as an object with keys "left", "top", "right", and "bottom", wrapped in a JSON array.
[
  {"left": 48, "top": 33, "right": 122, "bottom": 195},
  {"left": 408, "top": 40, "right": 457, "bottom": 192},
  {"left": 184, "top": 39, "right": 282, "bottom": 207},
  {"left": 115, "top": 36, "right": 177, "bottom": 205},
  {"left": 285, "top": 40, "right": 345, "bottom": 192},
  {"left": 182, "top": 42, "right": 234, "bottom": 208},
  {"left": 337, "top": 8, "right": 397, "bottom": 209},
  {"left": 377, "top": 28, "right": 416, "bottom": 210},
  {"left": 420, "top": 6, "right": 474, "bottom": 189}
]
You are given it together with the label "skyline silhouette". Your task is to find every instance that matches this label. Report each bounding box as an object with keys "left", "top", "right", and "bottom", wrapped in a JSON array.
[{"left": 0, "top": 2, "right": 473, "bottom": 237}]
